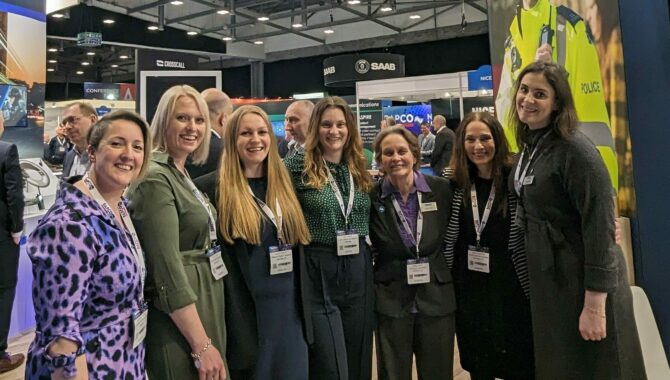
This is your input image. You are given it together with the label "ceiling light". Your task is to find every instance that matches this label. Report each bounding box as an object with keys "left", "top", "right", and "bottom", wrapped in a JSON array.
[
  {"left": 81, "top": 62, "right": 90, "bottom": 66},
  {"left": 48, "top": 59, "right": 57, "bottom": 63},
  {"left": 119, "top": 55, "right": 129, "bottom": 59},
  {"left": 444, "top": 92, "right": 452, "bottom": 97},
  {"left": 170, "top": 1, "right": 183, "bottom": 5},
  {"left": 409, "top": 14, "right": 421, "bottom": 19},
  {"left": 48, "top": 48, "right": 58, "bottom": 52},
  {"left": 147, "top": 25, "right": 159, "bottom": 31},
  {"left": 257, "top": 16, "right": 269, "bottom": 21},
  {"left": 348, "top": 0, "right": 361, "bottom": 4},
  {"left": 292, "top": 23, "right": 303, "bottom": 28},
  {"left": 76, "top": 71, "right": 84, "bottom": 75},
  {"left": 254, "top": 40, "right": 264, "bottom": 45},
  {"left": 51, "top": 13, "right": 64, "bottom": 18},
  {"left": 47, "top": 68, "right": 55, "bottom": 72},
  {"left": 103, "top": 18, "right": 115, "bottom": 24},
  {"left": 222, "top": 36, "right": 233, "bottom": 41},
  {"left": 217, "top": 9, "right": 229, "bottom": 15},
  {"left": 187, "top": 31, "right": 198, "bottom": 35},
  {"left": 111, "top": 64, "right": 119, "bottom": 68},
  {"left": 86, "top": 52, "right": 95, "bottom": 56},
  {"left": 324, "top": 29, "right": 334, "bottom": 34},
  {"left": 381, "top": 6, "right": 393, "bottom": 12}
]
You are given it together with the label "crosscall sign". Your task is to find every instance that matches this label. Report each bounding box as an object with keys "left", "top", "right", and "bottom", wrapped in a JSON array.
[{"left": 323, "top": 53, "right": 405, "bottom": 87}]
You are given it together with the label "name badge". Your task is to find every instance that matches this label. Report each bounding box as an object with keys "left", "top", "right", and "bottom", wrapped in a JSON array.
[
  {"left": 58, "top": 147, "right": 65, "bottom": 153},
  {"left": 132, "top": 305, "right": 148, "bottom": 349},
  {"left": 420, "top": 202, "right": 438, "bottom": 212},
  {"left": 467, "top": 245, "right": 490, "bottom": 273},
  {"left": 269, "top": 245, "right": 293, "bottom": 275},
  {"left": 336, "top": 230, "right": 359, "bottom": 256},
  {"left": 206, "top": 246, "right": 227, "bottom": 280},
  {"left": 523, "top": 175, "right": 534, "bottom": 186},
  {"left": 406, "top": 258, "right": 430, "bottom": 285}
]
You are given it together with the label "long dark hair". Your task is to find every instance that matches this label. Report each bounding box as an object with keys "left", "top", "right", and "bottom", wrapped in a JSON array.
[
  {"left": 508, "top": 61, "right": 578, "bottom": 150},
  {"left": 449, "top": 112, "right": 512, "bottom": 213}
]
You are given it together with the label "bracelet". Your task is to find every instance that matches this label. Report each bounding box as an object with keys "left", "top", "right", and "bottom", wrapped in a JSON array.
[
  {"left": 190, "top": 338, "right": 212, "bottom": 368},
  {"left": 586, "top": 306, "right": 606, "bottom": 319}
]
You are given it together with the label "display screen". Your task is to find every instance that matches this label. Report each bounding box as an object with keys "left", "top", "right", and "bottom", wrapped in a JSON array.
[
  {"left": 382, "top": 104, "right": 432, "bottom": 135},
  {"left": 0, "top": 84, "right": 28, "bottom": 127}
]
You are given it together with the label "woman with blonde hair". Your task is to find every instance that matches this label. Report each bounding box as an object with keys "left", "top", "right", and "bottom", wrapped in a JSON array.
[
  {"left": 128, "top": 85, "right": 227, "bottom": 380},
  {"left": 196, "top": 105, "right": 311, "bottom": 379},
  {"left": 284, "top": 96, "right": 373, "bottom": 380}
]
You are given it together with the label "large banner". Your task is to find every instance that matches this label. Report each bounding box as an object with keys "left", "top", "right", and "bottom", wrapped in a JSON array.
[
  {"left": 489, "top": 0, "right": 636, "bottom": 215},
  {"left": 0, "top": 0, "right": 46, "bottom": 158}
]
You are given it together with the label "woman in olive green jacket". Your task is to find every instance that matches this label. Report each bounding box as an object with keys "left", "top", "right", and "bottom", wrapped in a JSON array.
[{"left": 128, "top": 85, "right": 227, "bottom": 380}]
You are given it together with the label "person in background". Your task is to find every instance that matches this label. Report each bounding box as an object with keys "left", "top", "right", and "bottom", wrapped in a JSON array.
[
  {"left": 199, "top": 105, "right": 311, "bottom": 379},
  {"left": 186, "top": 88, "right": 233, "bottom": 179},
  {"left": 62, "top": 102, "right": 97, "bottom": 177},
  {"left": 277, "top": 131, "right": 293, "bottom": 158},
  {"left": 284, "top": 100, "right": 315, "bottom": 158},
  {"left": 284, "top": 96, "right": 374, "bottom": 380},
  {"left": 25, "top": 110, "right": 151, "bottom": 379},
  {"left": 417, "top": 121, "right": 435, "bottom": 164},
  {"left": 0, "top": 114, "right": 24, "bottom": 375},
  {"left": 442, "top": 112, "right": 534, "bottom": 379},
  {"left": 509, "top": 61, "right": 644, "bottom": 379},
  {"left": 430, "top": 115, "right": 454, "bottom": 175},
  {"left": 44, "top": 125, "right": 71, "bottom": 166},
  {"left": 370, "top": 126, "right": 455, "bottom": 380},
  {"left": 127, "top": 85, "right": 227, "bottom": 380}
]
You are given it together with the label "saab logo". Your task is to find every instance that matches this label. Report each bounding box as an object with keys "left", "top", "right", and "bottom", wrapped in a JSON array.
[
  {"left": 371, "top": 62, "right": 396, "bottom": 71},
  {"left": 581, "top": 81, "right": 601, "bottom": 94},
  {"left": 156, "top": 60, "right": 186, "bottom": 69},
  {"left": 355, "top": 59, "right": 370, "bottom": 74},
  {"left": 324, "top": 66, "right": 336, "bottom": 75}
]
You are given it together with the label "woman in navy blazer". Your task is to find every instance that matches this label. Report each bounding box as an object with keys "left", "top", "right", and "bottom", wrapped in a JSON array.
[{"left": 369, "top": 126, "right": 455, "bottom": 380}]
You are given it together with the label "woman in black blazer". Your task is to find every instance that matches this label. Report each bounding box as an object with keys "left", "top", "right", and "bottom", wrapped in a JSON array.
[{"left": 369, "top": 126, "right": 456, "bottom": 380}]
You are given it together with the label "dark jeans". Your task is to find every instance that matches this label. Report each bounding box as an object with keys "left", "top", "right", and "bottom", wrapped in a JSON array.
[
  {"left": 303, "top": 242, "right": 374, "bottom": 380},
  {"left": 0, "top": 240, "right": 20, "bottom": 353}
]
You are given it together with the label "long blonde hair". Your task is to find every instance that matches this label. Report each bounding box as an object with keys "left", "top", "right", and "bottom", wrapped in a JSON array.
[
  {"left": 303, "top": 96, "right": 372, "bottom": 192},
  {"left": 218, "top": 105, "right": 311, "bottom": 246}
]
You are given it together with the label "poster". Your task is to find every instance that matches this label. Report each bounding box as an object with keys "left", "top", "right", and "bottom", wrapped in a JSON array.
[{"left": 488, "top": 0, "right": 636, "bottom": 215}]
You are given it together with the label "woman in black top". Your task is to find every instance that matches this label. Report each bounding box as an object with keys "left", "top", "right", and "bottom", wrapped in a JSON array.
[{"left": 443, "top": 112, "right": 534, "bottom": 379}]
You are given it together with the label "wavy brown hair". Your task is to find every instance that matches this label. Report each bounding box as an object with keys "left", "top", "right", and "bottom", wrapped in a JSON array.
[
  {"left": 449, "top": 112, "right": 512, "bottom": 213},
  {"left": 508, "top": 61, "right": 578, "bottom": 150},
  {"left": 303, "top": 96, "right": 372, "bottom": 192},
  {"left": 218, "top": 105, "right": 311, "bottom": 246}
]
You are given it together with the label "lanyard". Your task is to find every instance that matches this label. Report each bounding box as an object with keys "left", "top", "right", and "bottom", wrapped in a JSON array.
[
  {"left": 83, "top": 175, "right": 146, "bottom": 301},
  {"left": 325, "top": 160, "right": 355, "bottom": 229},
  {"left": 249, "top": 187, "right": 285, "bottom": 245},
  {"left": 514, "top": 130, "right": 551, "bottom": 195},
  {"left": 470, "top": 183, "right": 495, "bottom": 247},
  {"left": 182, "top": 174, "right": 218, "bottom": 245},
  {"left": 390, "top": 192, "right": 423, "bottom": 257}
]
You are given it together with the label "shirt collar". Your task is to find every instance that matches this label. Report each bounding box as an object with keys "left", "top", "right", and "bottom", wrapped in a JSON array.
[
  {"left": 436, "top": 125, "right": 446, "bottom": 133},
  {"left": 211, "top": 130, "right": 221, "bottom": 139},
  {"left": 381, "top": 171, "right": 430, "bottom": 198}
]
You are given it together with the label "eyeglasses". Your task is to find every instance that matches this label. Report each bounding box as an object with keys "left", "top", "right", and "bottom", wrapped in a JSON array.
[{"left": 62, "top": 116, "right": 82, "bottom": 126}]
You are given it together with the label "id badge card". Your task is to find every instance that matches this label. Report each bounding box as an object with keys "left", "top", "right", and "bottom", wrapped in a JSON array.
[
  {"left": 58, "top": 147, "right": 65, "bottom": 153},
  {"left": 132, "top": 304, "right": 148, "bottom": 349},
  {"left": 467, "top": 245, "right": 490, "bottom": 273},
  {"left": 420, "top": 202, "right": 438, "bottom": 212},
  {"left": 523, "top": 175, "right": 534, "bottom": 186},
  {"left": 336, "top": 230, "right": 359, "bottom": 256},
  {"left": 269, "top": 245, "right": 293, "bottom": 275},
  {"left": 406, "top": 258, "right": 430, "bottom": 285},
  {"left": 206, "top": 246, "right": 228, "bottom": 280}
]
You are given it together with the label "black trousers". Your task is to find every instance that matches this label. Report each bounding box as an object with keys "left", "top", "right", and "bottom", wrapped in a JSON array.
[
  {"left": 376, "top": 313, "right": 455, "bottom": 380},
  {"left": 303, "top": 242, "right": 374, "bottom": 380},
  {"left": 0, "top": 239, "right": 20, "bottom": 353}
]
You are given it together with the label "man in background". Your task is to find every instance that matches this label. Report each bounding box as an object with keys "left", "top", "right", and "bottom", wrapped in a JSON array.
[
  {"left": 417, "top": 121, "right": 435, "bottom": 164},
  {"left": 187, "top": 88, "right": 233, "bottom": 179},
  {"left": 0, "top": 114, "right": 24, "bottom": 374},
  {"left": 430, "top": 115, "right": 455, "bottom": 175},
  {"left": 283, "top": 100, "right": 314, "bottom": 158},
  {"left": 62, "top": 102, "right": 97, "bottom": 177},
  {"left": 44, "top": 125, "right": 70, "bottom": 166}
]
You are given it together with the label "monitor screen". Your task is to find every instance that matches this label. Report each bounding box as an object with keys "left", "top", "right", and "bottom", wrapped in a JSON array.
[{"left": 0, "top": 84, "right": 28, "bottom": 127}]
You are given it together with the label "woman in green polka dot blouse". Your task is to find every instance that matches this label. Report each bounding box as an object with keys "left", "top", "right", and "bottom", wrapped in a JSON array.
[{"left": 284, "top": 96, "right": 374, "bottom": 380}]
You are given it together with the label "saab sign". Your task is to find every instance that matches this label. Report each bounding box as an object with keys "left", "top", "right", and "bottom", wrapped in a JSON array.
[{"left": 323, "top": 53, "right": 405, "bottom": 87}]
